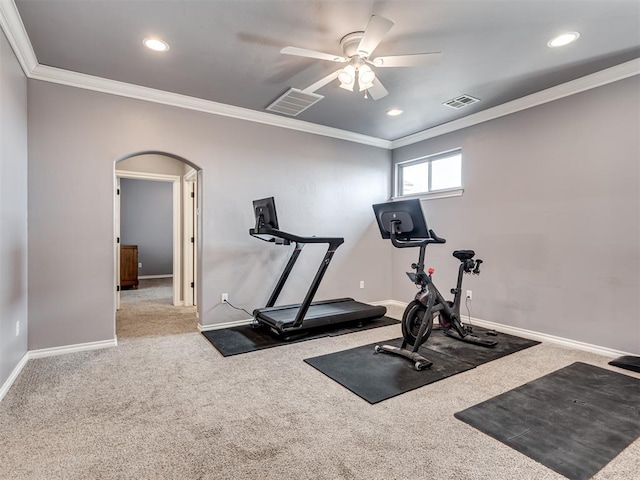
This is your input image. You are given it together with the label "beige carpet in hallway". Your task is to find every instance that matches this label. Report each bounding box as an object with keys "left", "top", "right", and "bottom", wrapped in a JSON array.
[{"left": 116, "top": 278, "right": 198, "bottom": 338}]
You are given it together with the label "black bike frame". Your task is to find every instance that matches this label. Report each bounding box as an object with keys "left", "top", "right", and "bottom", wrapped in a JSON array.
[
  {"left": 390, "top": 220, "right": 471, "bottom": 337},
  {"left": 414, "top": 261, "right": 468, "bottom": 337}
]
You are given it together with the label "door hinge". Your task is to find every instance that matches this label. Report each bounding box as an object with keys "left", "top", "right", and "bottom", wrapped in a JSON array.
[
  {"left": 117, "top": 285, "right": 120, "bottom": 292},
  {"left": 117, "top": 237, "right": 120, "bottom": 243},
  {"left": 190, "top": 282, "right": 194, "bottom": 288},
  {"left": 117, "top": 188, "right": 120, "bottom": 195},
  {"left": 190, "top": 191, "right": 195, "bottom": 198},
  {"left": 190, "top": 237, "right": 194, "bottom": 243}
]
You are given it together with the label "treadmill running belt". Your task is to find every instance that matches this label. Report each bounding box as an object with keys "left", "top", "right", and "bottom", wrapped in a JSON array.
[{"left": 256, "top": 298, "right": 387, "bottom": 331}]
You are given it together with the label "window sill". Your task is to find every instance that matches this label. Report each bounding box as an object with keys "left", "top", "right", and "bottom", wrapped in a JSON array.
[{"left": 392, "top": 187, "right": 464, "bottom": 201}]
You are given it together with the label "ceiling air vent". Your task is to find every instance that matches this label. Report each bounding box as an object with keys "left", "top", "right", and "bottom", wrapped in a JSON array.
[
  {"left": 443, "top": 94, "right": 480, "bottom": 109},
  {"left": 266, "top": 88, "right": 324, "bottom": 116}
]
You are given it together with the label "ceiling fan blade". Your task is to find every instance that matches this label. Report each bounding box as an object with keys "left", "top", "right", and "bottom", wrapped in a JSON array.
[
  {"left": 357, "top": 15, "right": 394, "bottom": 57},
  {"left": 367, "top": 78, "right": 388, "bottom": 100},
  {"left": 302, "top": 69, "right": 342, "bottom": 93},
  {"left": 281, "top": 46, "right": 347, "bottom": 63},
  {"left": 371, "top": 52, "right": 443, "bottom": 67}
]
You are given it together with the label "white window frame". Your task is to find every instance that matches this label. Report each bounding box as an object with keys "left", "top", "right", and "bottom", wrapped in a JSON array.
[{"left": 393, "top": 148, "right": 464, "bottom": 200}]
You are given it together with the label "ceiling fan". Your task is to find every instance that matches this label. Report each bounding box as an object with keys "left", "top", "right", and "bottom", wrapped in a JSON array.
[{"left": 281, "top": 15, "right": 442, "bottom": 100}]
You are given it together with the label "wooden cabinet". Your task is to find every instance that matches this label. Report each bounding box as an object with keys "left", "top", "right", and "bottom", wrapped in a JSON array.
[{"left": 120, "top": 245, "right": 139, "bottom": 289}]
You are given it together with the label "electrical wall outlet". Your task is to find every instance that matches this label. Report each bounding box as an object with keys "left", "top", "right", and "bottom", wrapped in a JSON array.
[
  {"left": 16, "top": 321, "right": 20, "bottom": 337},
  {"left": 221, "top": 293, "right": 228, "bottom": 303},
  {"left": 138, "top": 262, "right": 142, "bottom": 268},
  {"left": 359, "top": 280, "right": 365, "bottom": 289},
  {"left": 466, "top": 290, "right": 473, "bottom": 300}
]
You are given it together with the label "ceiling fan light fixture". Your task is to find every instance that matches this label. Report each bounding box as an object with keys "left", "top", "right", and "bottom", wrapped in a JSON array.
[
  {"left": 358, "top": 78, "right": 374, "bottom": 92},
  {"left": 359, "top": 65, "right": 375, "bottom": 85},
  {"left": 338, "top": 65, "right": 356, "bottom": 87},
  {"left": 547, "top": 31, "right": 580, "bottom": 48},
  {"left": 143, "top": 37, "right": 170, "bottom": 52}
]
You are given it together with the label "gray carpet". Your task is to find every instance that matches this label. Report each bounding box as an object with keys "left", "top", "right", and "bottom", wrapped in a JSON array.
[
  {"left": 1, "top": 303, "right": 639, "bottom": 479},
  {"left": 116, "top": 278, "right": 198, "bottom": 338}
]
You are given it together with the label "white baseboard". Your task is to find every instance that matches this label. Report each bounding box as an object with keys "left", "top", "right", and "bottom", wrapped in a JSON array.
[
  {"left": 0, "top": 352, "right": 29, "bottom": 403},
  {"left": 467, "top": 317, "right": 635, "bottom": 358},
  {"left": 28, "top": 338, "right": 118, "bottom": 359},
  {"left": 377, "top": 300, "right": 635, "bottom": 358},
  {"left": 371, "top": 299, "right": 407, "bottom": 308},
  {"left": 138, "top": 274, "right": 173, "bottom": 280},
  {"left": 1, "top": 339, "right": 118, "bottom": 403},
  {"left": 198, "top": 299, "right": 402, "bottom": 331},
  {"left": 198, "top": 318, "right": 253, "bottom": 332}
]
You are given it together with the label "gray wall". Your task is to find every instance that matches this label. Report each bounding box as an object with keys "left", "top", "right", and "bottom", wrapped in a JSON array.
[
  {"left": 27, "top": 80, "right": 392, "bottom": 349},
  {"left": 0, "top": 31, "right": 28, "bottom": 388},
  {"left": 120, "top": 178, "right": 173, "bottom": 276},
  {"left": 118, "top": 153, "right": 193, "bottom": 177},
  {"left": 392, "top": 76, "right": 640, "bottom": 354}
]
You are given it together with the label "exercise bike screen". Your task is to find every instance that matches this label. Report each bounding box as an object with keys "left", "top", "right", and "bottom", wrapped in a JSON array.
[{"left": 372, "top": 199, "right": 430, "bottom": 240}]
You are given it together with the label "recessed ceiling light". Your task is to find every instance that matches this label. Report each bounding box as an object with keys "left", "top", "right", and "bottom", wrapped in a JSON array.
[
  {"left": 547, "top": 32, "right": 580, "bottom": 48},
  {"left": 387, "top": 108, "right": 403, "bottom": 116},
  {"left": 143, "top": 37, "right": 170, "bottom": 52}
]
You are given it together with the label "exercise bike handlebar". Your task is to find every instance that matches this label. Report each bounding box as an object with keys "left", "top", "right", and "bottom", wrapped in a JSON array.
[{"left": 389, "top": 221, "right": 446, "bottom": 249}]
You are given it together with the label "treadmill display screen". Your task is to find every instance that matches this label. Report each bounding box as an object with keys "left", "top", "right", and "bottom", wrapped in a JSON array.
[{"left": 253, "top": 197, "right": 280, "bottom": 231}]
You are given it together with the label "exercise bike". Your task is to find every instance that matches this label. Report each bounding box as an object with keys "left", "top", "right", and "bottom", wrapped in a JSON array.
[{"left": 372, "top": 199, "right": 497, "bottom": 371}]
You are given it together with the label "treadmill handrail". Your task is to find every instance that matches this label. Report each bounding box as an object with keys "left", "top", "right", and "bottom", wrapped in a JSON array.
[
  {"left": 250, "top": 223, "right": 345, "bottom": 330},
  {"left": 250, "top": 226, "right": 345, "bottom": 250}
]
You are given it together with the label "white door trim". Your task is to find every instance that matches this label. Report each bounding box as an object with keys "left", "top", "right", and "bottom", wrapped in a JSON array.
[
  {"left": 115, "top": 169, "right": 182, "bottom": 307},
  {"left": 115, "top": 176, "right": 121, "bottom": 311},
  {"left": 182, "top": 177, "right": 195, "bottom": 306}
]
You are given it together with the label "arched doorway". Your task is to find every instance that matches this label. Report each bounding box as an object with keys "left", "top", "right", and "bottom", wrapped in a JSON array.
[{"left": 114, "top": 151, "right": 202, "bottom": 338}]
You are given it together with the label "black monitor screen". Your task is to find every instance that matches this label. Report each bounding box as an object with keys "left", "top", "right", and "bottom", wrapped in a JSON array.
[
  {"left": 372, "top": 199, "right": 430, "bottom": 240},
  {"left": 253, "top": 197, "right": 279, "bottom": 230}
]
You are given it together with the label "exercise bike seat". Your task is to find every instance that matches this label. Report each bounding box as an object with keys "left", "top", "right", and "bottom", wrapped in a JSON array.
[{"left": 453, "top": 250, "right": 475, "bottom": 261}]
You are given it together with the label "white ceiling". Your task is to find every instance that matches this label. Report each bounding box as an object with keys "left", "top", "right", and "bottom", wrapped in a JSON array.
[{"left": 8, "top": 0, "right": 640, "bottom": 142}]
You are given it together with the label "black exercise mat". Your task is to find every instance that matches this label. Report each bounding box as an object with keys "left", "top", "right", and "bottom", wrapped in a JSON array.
[
  {"left": 304, "top": 338, "right": 475, "bottom": 404},
  {"left": 426, "top": 325, "right": 540, "bottom": 366},
  {"left": 455, "top": 362, "right": 640, "bottom": 480},
  {"left": 201, "top": 316, "right": 399, "bottom": 356}
]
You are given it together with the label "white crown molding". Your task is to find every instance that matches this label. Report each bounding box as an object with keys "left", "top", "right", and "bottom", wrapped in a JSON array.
[
  {"left": 392, "top": 58, "right": 640, "bottom": 149},
  {"left": 1, "top": 0, "right": 638, "bottom": 151},
  {"left": 0, "top": 0, "right": 37, "bottom": 74},
  {"left": 30, "top": 64, "right": 392, "bottom": 149}
]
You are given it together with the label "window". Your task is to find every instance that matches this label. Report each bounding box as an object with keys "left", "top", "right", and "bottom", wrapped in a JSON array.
[{"left": 396, "top": 149, "right": 462, "bottom": 198}]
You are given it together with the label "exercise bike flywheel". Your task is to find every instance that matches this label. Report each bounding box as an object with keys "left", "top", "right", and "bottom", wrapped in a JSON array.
[{"left": 401, "top": 300, "right": 434, "bottom": 347}]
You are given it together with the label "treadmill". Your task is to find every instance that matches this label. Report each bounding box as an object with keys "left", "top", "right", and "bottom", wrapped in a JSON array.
[{"left": 249, "top": 197, "right": 387, "bottom": 337}]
